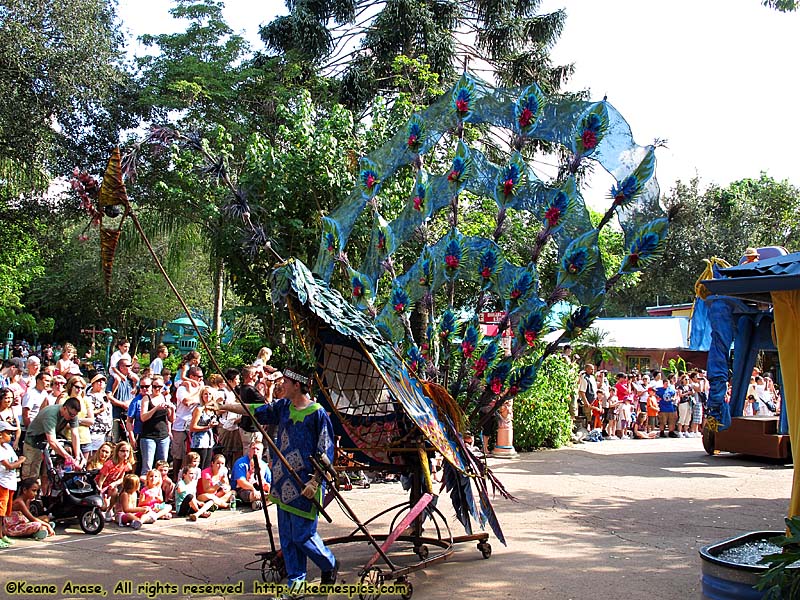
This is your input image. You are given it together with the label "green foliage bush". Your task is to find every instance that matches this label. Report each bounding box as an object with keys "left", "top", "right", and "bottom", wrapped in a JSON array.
[{"left": 513, "top": 355, "right": 577, "bottom": 451}]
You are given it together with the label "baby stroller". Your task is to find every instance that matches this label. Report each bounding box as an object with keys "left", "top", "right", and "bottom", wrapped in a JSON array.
[{"left": 29, "top": 449, "right": 105, "bottom": 535}]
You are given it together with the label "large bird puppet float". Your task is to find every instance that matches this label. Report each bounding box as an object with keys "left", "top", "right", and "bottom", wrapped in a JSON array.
[{"left": 74, "top": 72, "right": 668, "bottom": 561}]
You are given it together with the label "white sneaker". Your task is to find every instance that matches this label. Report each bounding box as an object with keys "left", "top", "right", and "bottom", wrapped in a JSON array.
[
  {"left": 130, "top": 519, "right": 142, "bottom": 530},
  {"left": 681, "top": 432, "right": 689, "bottom": 438}
]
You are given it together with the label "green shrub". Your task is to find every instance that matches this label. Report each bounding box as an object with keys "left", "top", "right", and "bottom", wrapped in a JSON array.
[{"left": 513, "top": 355, "right": 577, "bottom": 451}]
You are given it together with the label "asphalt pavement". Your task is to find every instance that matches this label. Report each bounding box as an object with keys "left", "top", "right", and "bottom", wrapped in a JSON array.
[{"left": 1, "top": 437, "right": 792, "bottom": 600}]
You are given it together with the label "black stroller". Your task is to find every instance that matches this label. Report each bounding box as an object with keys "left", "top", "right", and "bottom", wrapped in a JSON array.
[{"left": 30, "top": 449, "right": 105, "bottom": 534}]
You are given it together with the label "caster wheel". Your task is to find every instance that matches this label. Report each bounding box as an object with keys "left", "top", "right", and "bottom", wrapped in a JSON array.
[
  {"left": 414, "top": 544, "right": 429, "bottom": 560},
  {"left": 364, "top": 482, "right": 371, "bottom": 489},
  {"left": 399, "top": 579, "right": 413, "bottom": 599},
  {"left": 477, "top": 541, "right": 492, "bottom": 559},
  {"left": 261, "top": 561, "right": 282, "bottom": 583},
  {"left": 80, "top": 508, "right": 104, "bottom": 535},
  {"left": 359, "top": 567, "right": 383, "bottom": 600},
  {"left": 702, "top": 428, "right": 715, "bottom": 456}
]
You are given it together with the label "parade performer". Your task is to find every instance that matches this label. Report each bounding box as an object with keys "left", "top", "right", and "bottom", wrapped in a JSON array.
[{"left": 223, "top": 367, "right": 337, "bottom": 594}]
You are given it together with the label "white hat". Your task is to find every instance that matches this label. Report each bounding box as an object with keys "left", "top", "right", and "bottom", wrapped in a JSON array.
[
  {"left": 0, "top": 421, "right": 15, "bottom": 433},
  {"left": 27, "top": 355, "right": 40, "bottom": 365}
]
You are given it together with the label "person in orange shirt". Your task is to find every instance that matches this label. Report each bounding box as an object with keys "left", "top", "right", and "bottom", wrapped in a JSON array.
[{"left": 645, "top": 387, "right": 660, "bottom": 434}]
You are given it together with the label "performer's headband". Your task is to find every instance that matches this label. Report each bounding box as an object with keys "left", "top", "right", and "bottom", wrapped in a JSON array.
[{"left": 283, "top": 369, "right": 309, "bottom": 385}]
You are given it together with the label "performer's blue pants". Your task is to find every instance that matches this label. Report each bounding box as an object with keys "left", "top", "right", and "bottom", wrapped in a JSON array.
[{"left": 277, "top": 507, "right": 336, "bottom": 588}]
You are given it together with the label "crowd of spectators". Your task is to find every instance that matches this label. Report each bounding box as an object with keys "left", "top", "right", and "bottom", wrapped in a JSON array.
[
  {"left": 576, "top": 363, "right": 782, "bottom": 441},
  {"left": 0, "top": 339, "right": 279, "bottom": 541}
]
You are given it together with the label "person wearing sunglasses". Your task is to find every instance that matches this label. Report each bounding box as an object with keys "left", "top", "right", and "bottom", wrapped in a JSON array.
[
  {"left": 139, "top": 378, "right": 173, "bottom": 474},
  {"left": 22, "top": 396, "right": 83, "bottom": 482},
  {"left": 61, "top": 376, "right": 94, "bottom": 460}
]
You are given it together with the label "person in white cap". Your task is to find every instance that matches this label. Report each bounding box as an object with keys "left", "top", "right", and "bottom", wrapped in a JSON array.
[
  {"left": 0, "top": 420, "right": 26, "bottom": 548},
  {"left": 221, "top": 366, "right": 337, "bottom": 594}
]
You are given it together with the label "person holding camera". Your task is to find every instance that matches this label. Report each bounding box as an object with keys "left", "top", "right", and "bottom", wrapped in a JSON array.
[{"left": 189, "top": 386, "right": 218, "bottom": 470}]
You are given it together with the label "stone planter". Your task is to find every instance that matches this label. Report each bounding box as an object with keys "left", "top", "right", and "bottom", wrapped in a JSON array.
[{"left": 699, "top": 531, "right": 783, "bottom": 599}]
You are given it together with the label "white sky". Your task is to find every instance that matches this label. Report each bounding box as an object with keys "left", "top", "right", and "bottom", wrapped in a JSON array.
[{"left": 119, "top": 0, "right": 800, "bottom": 197}]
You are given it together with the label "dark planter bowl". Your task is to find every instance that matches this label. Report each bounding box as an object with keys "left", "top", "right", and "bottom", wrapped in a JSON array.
[{"left": 699, "top": 531, "right": 783, "bottom": 599}]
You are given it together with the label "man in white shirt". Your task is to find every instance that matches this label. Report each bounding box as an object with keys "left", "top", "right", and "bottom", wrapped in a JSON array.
[
  {"left": 22, "top": 372, "right": 52, "bottom": 433},
  {"left": 170, "top": 365, "right": 203, "bottom": 480},
  {"left": 21, "top": 355, "right": 40, "bottom": 393},
  {"left": 149, "top": 344, "right": 168, "bottom": 375}
]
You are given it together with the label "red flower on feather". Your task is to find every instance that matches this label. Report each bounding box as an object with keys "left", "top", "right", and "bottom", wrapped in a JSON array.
[
  {"left": 413, "top": 196, "right": 422, "bottom": 211},
  {"left": 491, "top": 378, "right": 503, "bottom": 394},
  {"left": 461, "top": 341, "right": 475, "bottom": 358},
  {"left": 524, "top": 331, "right": 537, "bottom": 346},
  {"left": 394, "top": 303, "right": 405, "bottom": 313},
  {"left": 581, "top": 129, "right": 598, "bottom": 150},
  {"left": 545, "top": 206, "right": 561, "bottom": 227},
  {"left": 445, "top": 255, "right": 459, "bottom": 269},
  {"left": 481, "top": 267, "right": 491, "bottom": 279},
  {"left": 518, "top": 108, "right": 533, "bottom": 128},
  {"left": 456, "top": 99, "right": 469, "bottom": 114},
  {"left": 473, "top": 357, "right": 488, "bottom": 377}
]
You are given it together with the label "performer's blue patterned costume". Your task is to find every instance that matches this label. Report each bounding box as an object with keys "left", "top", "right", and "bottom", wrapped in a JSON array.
[{"left": 254, "top": 398, "right": 336, "bottom": 589}]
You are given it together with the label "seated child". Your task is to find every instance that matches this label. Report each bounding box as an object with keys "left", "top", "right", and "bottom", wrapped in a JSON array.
[
  {"left": 632, "top": 412, "right": 658, "bottom": 439},
  {"left": 156, "top": 460, "right": 175, "bottom": 504},
  {"left": 138, "top": 470, "right": 173, "bottom": 520},
  {"left": 115, "top": 474, "right": 151, "bottom": 529},
  {"left": 175, "top": 467, "right": 215, "bottom": 521}
]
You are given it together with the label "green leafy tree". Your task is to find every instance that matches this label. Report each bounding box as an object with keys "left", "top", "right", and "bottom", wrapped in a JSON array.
[
  {"left": 609, "top": 174, "right": 800, "bottom": 315},
  {"left": 513, "top": 355, "right": 576, "bottom": 450},
  {"left": 763, "top": 0, "right": 798, "bottom": 11},
  {"left": 25, "top": 222, "right": 213, "bottom": 347},
  {"left": 261, "top": 0, "right": 573, "bottom": 113},
  {"left": 572, "top": 327, "right": 623, "bottom": 369},
  {"left": 0, "top": 0, "right": 140, "bottom": 177}
]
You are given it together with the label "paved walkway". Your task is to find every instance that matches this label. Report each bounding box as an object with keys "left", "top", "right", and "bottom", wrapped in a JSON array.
[{"left": 1, "top": 438, "right": 792, "bottom": 599}]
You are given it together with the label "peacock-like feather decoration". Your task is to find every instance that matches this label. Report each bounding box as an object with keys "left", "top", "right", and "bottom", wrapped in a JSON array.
[
  {"left": 439, "top": 309, "right": 457, "bottom": 345},
  {"left": 407, "top": 345, "right": 424, "bottom": 374},
  {"left": 494, "top": 152, "right": 526, "bottom": 206},
  {"left": 478, "top": 246, "right": 499, "bottom": 286},
  {"left": 557, "top": 231, "right": 599, "bottom": 289},
  {"left": 406, "top": 115, "right": 425, "bottom": 153},
  {"left": 473, "top": 341, "right": 499, "bottom": 378},
  {"left": 507, "top": 364, "right": 538, "bottom": 396},
  {"left": 447, "top": 140, "right": 473, "bottom": 191},
  {"left": 507, "top": 269, "right": 535, "bottom": 305},
  {"left": 574, "top": 103, "right": 609, "bottom": 157},
  {"left": 410, "top": 171, "right": 431, "bottom": 217},
  {"left": 619, "top": 218, "right": 669, "bottom": 274},
  {"left": 372, "top": 212, "right": 395, "bottom": 257},
  {"left": 486, "top": 360, "right": 511, "bottom": 395},
  {"left": 417, "top": 251, "right": 433, "bottom": 288},
  {"left": 516, "top": 308, "right": 547, "bottom": 348},
  {"left": 321, "top": 217, "right": 341, "bottom": 257},
  {"left": 460, "top": 321, "right": 481, "bottom": 359},
  {"left": 444, "top": 236, "right": 464, "bottom": 278},
  {"left": 541, "top": 178, "right": 576, "bottom": 232},
  {"left": 452, "top": 72, "right": 475, "bottom": 121},
  {"left": 610, "top": 147, "right": 656, "bottom": 207},
  {"left": 358, "top": 157, "right": 382, "bottom": 199},
  {"left": 564, "top": 303, "right": 597, "bottom": 338},
  {"left": 514, "top": 84, "right": 546, "bottom": 136},
  {"left": 390, "top": 286, "right": 410, "bottom": 314},
  {"left": 347, "top": 267, "right": 374, "bottom": 308}
]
